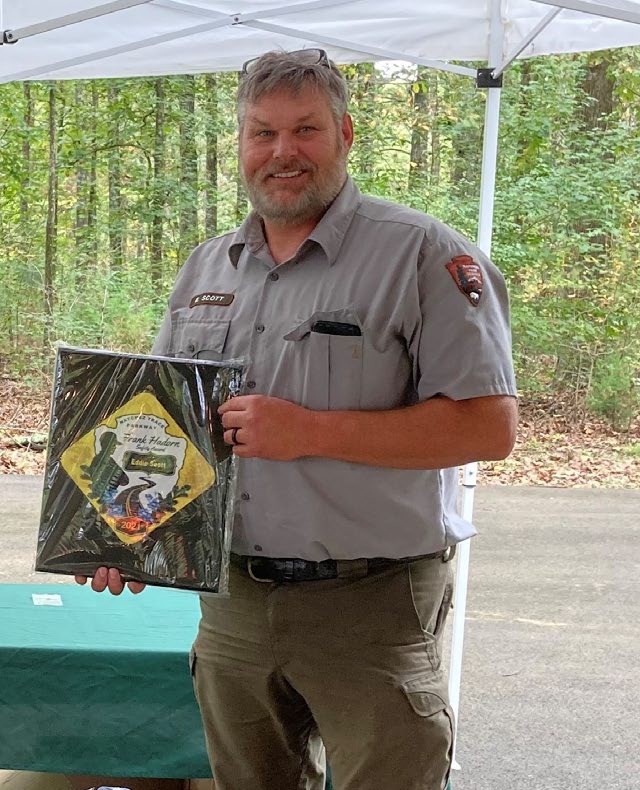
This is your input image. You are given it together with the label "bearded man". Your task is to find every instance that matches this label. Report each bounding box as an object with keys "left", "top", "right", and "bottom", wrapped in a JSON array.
[{"left": 80, "top": 49, "right": 518, "bottom": 790}]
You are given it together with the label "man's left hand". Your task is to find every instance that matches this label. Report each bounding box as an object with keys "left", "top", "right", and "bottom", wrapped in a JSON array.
[{"left": 218, "top": 395, "right": 312, "bottom": 460}]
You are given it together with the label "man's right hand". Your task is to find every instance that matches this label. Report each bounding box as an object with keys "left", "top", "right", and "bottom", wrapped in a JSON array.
[{"left": 75, "top": 567, "right": 146, "bottom": 595}]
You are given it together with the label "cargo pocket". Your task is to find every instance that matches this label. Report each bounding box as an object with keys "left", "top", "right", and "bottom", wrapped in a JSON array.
[
  {"left": 171, "top": 314, "right": 231, "bottom": 361},
  {"left": 434, "top": 579, "right": 454, "bottom": 638},
  {"left": 401, "top": 673, "right": 455, "bottom": 790},
  {"left": 409, "top": 563, "right": 454, "bottom": 672},
  {"left": 188, "top": 646, "right": 199, "bottom": 702},
  {"left": 283, "top": 308, "right": 363, "bottom": 410}
]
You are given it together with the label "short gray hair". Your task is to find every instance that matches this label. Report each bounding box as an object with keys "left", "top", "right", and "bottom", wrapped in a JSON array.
[{"left": 237, "top": 50, "right": 349, "bottom": 128}]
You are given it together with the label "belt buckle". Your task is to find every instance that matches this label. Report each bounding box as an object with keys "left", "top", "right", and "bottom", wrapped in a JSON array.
[{"left": 246, "top": 557, "right": 275, "bottom": 583}]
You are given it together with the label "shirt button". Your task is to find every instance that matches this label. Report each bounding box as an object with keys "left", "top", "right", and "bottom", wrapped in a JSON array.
[
  {"left": 255, "top": 324, "right": 265, "bottom": 333},
  {"left": 247, "top": 380, "right": 256, "bottom": 389},
  {"left": 240, "top": 492, "right": 250, "bottom": 501},
  {"left": 254, "top": 544, "right": 263, "bottom": 552},
  {"left": 268, "top": 272, "right": 279, "bottom": 282},
  {"left": 187, "top": 343, "right": 195, "bottom": 353}
]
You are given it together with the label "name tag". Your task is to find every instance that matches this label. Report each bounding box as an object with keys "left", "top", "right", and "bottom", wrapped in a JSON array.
[{"left": 190, "top": 292, "right": 234, "bottom": 308}]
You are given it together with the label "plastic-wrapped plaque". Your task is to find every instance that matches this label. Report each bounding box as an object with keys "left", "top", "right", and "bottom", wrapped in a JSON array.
[{"left": 36, "top": 346, "right": 243, "bottom": 593}]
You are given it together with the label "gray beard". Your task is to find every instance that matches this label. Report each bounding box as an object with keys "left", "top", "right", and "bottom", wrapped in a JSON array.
[{"left": 242, "top": 152, "right": 348, "bottom": 225}]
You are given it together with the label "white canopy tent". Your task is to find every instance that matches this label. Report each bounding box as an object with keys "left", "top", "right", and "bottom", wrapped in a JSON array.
[
  {"left": 2, "top": 0, "right": 639, "bottom": 771},
  {"left": 2, "top": 1, "right": 640, "bottom": 81}
]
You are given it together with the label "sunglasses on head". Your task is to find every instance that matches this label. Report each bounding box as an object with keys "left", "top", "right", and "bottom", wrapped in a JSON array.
[{"left": 241, "top": 48, "right": 329, "bottom": 76}]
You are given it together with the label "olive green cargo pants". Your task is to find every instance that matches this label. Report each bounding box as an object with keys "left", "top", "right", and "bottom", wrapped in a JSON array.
[{"left": 191, "top": 554, "right": 455, "bottom": 790}]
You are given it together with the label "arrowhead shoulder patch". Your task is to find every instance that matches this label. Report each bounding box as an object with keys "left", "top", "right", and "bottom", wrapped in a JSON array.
[{"left": 445, "top": 255, "right": 483, "bottom": 307}]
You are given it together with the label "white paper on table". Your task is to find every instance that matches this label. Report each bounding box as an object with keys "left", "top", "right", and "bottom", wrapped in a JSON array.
[{"left": 31, "top": 593, "right": 63, "bottom": 606}]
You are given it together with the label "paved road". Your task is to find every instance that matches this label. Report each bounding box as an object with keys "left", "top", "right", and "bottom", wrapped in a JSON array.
[{"left": 1, "top": 477, "right": 639, "bottom": 790}]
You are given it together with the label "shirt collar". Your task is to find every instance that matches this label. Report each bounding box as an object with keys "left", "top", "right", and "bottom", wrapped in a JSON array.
[
  {"left": 308, "top": 176, "right": 361, "bottom": 266},
  {"left": 228, "top": 212, "right": 266, "bottom": 267},
  {"left": 227, "top": 176, "right": 361, "bottom": 268}
]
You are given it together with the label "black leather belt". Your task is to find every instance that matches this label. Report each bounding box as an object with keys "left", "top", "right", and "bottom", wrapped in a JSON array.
[{"left": 230, "top": 549, "right": 452, "bottom": 583}]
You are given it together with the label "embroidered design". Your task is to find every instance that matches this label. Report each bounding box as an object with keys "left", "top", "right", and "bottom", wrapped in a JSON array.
[{"left": 445, "top": 255, "right": 483, "bottom": 306}]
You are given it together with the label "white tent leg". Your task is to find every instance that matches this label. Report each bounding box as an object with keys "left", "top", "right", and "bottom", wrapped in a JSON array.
[
  {"left": 448, "top": 463, "right": 477, "bottom": 770},
  {"left": 448, "top": 0, "right": 504, "bottom": 772},
  {"left": 476, "top": 78, "right": 503, "bottom": 257}
]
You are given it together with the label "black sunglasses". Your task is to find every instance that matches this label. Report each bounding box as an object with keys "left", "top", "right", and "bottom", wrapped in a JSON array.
[{"left": 241, "top": 48, "right": 329, "bottom": 76}]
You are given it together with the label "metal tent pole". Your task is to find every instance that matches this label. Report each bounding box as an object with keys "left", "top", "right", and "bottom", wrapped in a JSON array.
[
  {"left": 448, "top": 0, "right": 504, "bottom": 771},
  {"left": 1, "top": 0, "right": 153, "bottom": 44}
]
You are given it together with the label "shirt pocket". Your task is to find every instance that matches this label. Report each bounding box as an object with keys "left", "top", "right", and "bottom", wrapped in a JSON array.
[
  {"left": 283, "top": 308, "right": 363, "bottom": 410},
  {"left": 170, "top": 314, "right": 230, "bottom": 361}
]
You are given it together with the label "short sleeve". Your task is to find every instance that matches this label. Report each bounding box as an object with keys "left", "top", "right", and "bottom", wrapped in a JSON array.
[
  {"left": 151, "top": 309, "right": 171, "bottom": 356},
  {"left": 409, "top": 225, "right": 517, "bottom": 402}
]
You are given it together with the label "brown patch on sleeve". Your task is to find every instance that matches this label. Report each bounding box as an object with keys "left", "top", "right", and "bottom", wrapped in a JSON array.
[{"left": 445, "top": 255, "right": 483, "bottom": 306}]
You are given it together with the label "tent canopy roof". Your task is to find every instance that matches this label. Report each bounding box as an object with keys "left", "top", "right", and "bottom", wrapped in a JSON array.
[{"left": 1, "top": 0, "right": 640, "bottom": 84}]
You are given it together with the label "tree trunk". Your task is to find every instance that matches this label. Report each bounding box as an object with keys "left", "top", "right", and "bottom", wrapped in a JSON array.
[
  {"left": 20, "top": 83, "right": 33, "bottom": 228},
  {"left": 430, "top": 73, "right": 440, "bottom": 186},
  {"left": 150, "top": 79, "right": 166, "bottom": 284},
  {"left": 577, "top": 55, "right": 616, "bottom": 262},
  {"left": 235, "top": 169, "right": 248, "bottom": 224},
  {"left": 108, "top": 83, "right": 124, "bottom": 272},
  {"left": 178, "top": 75, "right": 199, "bottom": 266},
  {"left": 451, "top": 81, "right": 481, "bottom": 189},
  {"left": 409, "top": 66, "right": 430, "bottom": 197},
  {"left": 75, "top": 84, "right": 88, "bottom": 277},
  {"left": 87, "top": 83, "right": 99, "bottom": 266},
  {"left": 204, "top": 73, "right": 218, "bottom": 238},
  {"left": 44, "top": 84, "right": 58, "bottom": 353},
  {"left": 580, "top": 56, "right": 614, "bottom": 131},
  {"left": 347, "top": 64, "right": 376, "bottom": 183}
]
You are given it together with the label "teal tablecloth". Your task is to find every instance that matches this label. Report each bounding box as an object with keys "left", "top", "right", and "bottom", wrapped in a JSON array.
[{"left": 0, "top": 583, "right": 210, "bottom": 778}]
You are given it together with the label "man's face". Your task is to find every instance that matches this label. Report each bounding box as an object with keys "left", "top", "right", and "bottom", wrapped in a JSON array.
[{"left": 239, "top": 85, "right": 354, "bottom": 225}]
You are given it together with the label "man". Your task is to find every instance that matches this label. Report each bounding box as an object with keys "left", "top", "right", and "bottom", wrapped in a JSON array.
[{"left": 79, "top": 49, "right": 517, "bottom": 790}]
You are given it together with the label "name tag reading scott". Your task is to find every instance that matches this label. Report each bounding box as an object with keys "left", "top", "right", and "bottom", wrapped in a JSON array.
[{"left": 190, "top": 292, "right": 234, "bottom": 308}]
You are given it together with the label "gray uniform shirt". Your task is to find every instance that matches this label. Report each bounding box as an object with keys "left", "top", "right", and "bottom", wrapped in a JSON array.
[{"left": 153, "top": 177, "right": 517, "bottom": 560}]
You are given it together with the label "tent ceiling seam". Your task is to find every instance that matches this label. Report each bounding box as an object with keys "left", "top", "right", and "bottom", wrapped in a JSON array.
[
  {"left": 243, "top": 19, "right": 477, "bottom": 77},
  {"left": 493, "top": 7, "right": 562, "bottom": 78}
]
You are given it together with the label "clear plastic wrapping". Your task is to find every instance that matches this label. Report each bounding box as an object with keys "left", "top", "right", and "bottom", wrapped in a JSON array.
[{"left": 36, "top": 346, "right": 243, "bottom": 594}]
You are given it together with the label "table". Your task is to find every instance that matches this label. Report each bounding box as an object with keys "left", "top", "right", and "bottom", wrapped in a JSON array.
[
  {"left": 0, "top": 584, "right": 450, "bottom": 790},
  {"left": 0, "top": 584, "right": 211, "bottom": 780}
]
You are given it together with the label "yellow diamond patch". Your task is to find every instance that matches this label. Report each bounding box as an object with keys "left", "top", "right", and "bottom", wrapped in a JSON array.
[{"left": 61, "top": 391, "right": 216, "bottom": 544}]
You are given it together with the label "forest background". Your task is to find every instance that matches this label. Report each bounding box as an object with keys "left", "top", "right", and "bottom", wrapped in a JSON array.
[{"left": 0, "top": 51, "right": 638, "bottom": 484}]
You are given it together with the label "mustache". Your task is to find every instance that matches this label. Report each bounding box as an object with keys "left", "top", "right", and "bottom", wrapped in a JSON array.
[{"left": 260, "top": 159, "right": 316, "bottom": 178}]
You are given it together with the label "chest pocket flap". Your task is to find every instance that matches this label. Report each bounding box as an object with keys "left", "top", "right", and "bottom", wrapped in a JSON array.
[
  {"left": 171, "top": 314, "right": 230, "bottom": 361},
  {"left": 283, "top": 307, "right": 363, "bottom": 410}
]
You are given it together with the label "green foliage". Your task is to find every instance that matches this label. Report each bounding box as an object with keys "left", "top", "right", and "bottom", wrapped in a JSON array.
[{"left": 0, "top": 51, "right": 638, "bottom": 426}]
